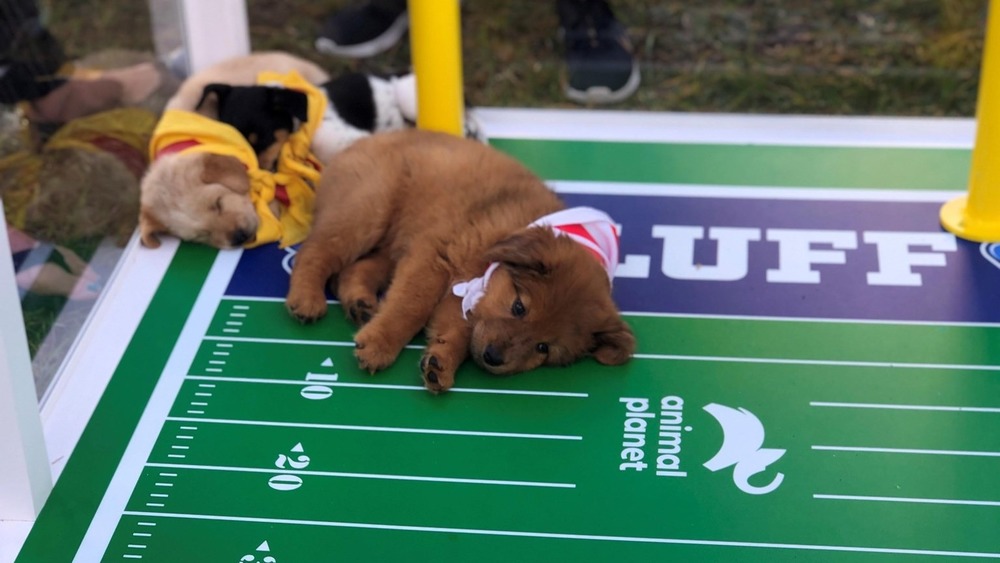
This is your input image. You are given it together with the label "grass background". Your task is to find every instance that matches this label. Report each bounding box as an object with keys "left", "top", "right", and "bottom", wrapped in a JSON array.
[{"left": 46, "top": 0, "right": 988, "bottom": 116}]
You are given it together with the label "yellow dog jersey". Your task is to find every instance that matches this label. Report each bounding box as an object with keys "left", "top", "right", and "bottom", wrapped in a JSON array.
[{"left": 149, "top": 70, "right": 326, "bottom": 248}]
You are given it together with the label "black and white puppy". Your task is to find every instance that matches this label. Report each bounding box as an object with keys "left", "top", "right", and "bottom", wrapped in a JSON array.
[{"left": 194, "top": 72, "right": 421, "bottom": 169}]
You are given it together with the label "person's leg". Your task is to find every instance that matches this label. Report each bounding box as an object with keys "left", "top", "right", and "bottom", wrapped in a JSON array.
[
  {"left": 1, "top": 1, "right": 165, "bottom": 124},
  {"left": 556, "top": 0, "right": 640, "bottom": 104},
  {"left": 315, "top": 0, "right": 409, "bottom": 58},
  {"left": 0, "top": 0, "right": 67, "bottom": 105}
]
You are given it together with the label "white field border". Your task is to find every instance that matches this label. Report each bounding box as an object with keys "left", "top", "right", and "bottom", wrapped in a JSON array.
[
  {"left": 473, "top": 108, "right": 976, "bottom": 149},
  {"left": 73, "top": 248, "right": 243, "bottom": 561}
]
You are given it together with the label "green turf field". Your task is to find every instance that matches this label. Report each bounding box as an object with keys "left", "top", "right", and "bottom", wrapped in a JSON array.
[{"left": 16, "top": 115, "right": 1000, "bottom": 562}]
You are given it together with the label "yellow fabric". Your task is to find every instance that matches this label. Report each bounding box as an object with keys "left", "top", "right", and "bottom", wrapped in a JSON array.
[
  {"left": 0, "top": 107, "right": 156, "bottom": 232},
  {"left": 147, "top": 70, "right": 326, "bottom": 248}
]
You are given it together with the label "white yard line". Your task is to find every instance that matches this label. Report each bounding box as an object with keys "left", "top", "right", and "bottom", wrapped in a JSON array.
[
  {"left": 166, "top": 416, "right": 582, "bottom": 442},
  {"left": 811, "top": 402, "right": 1000, "bottom": 413},
  {"left": 184, "top": 375, "right": 588, "bottom": 398},
  {"left": 122, "top": 511, "right": 1000, "bottom": 559},
  {"left": 812, "top": 445, "right": 1000, "bottom": 458},
  {"left": 145, "top": 462, "right": 575, "bottom": 489},
  {"left": 814, "top": 494, "right": 1000, "bottom": 508},
  {"left": 622, "top": 310, "right": 1000, "bottom": 328},
  {"left": 634, "top": 353, "right": 1000, "bottom": 372}
]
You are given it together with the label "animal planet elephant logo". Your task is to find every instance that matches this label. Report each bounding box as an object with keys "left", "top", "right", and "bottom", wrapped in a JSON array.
[
  {"left": 981, "top": 243, "right": 1000, "bottom": 270},
  {"left": 702, "top": 403, "right": 786, "bottom": 495}
]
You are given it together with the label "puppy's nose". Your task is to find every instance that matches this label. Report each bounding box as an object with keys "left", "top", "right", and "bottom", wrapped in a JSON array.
[
  {"left": 482, "top": 344, "right": 505, "bottom": 367},
  {"left": 230, "top": 228, "right": 256, "bottom": 247}
]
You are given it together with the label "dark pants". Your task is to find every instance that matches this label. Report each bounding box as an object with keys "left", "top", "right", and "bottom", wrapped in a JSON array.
[{"left": 0, "top": 0, "right": 66, "bottom": 104}]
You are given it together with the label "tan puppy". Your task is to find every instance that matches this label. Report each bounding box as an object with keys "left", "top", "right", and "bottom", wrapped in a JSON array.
[
  {"left": 139, "top": 52, "right": 329, "bottom": 249},
  {"left": 286, "top": 129, "right": 635, "bottom": 393},
  {"left": 164, "top": 51, "right": 329, "bottom": 112}
]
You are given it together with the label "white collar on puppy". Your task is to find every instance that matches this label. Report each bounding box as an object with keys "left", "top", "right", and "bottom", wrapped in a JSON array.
[{"left": 451, "top": 207, "right": 619, "bottom": 319}]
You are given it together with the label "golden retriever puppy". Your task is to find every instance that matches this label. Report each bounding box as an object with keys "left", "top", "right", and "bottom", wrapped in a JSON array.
[
  {"left": 139, "top": 52, "right": 328, "bottom": 249},
  {"left": 164, "top": 51, "right": 329, "bottom": 112},
  {"left": 286, "top": 129, "right": 635, "bottom": 393},
  {"left": 139, "top": 51, "right": 423, "bottom": 250}
]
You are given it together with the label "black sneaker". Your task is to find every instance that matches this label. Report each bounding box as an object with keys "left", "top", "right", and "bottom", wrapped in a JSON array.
[
  {"left": 557, "top": 0, "right": 640, "bottom": 104},
  {"left": 316, "top": 0, "right": 409, "bottom": 59}
]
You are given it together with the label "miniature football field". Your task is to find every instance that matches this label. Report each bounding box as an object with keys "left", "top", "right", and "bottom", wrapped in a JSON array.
[{"left": 15, "top": 110, "right": 1000, "bottom": 562}]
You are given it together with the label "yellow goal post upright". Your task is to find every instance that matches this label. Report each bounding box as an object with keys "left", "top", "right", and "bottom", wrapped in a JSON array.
[
  {"left": 941, "top": 0, "right": 1000, "bottom": 242},
  {"left": 408, "top": 0, "right": 465, "bottom": 136}
]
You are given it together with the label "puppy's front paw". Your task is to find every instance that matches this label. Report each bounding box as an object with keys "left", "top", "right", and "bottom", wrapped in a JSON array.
[
  {"left": 346, "top": 298, "right": 377, "bottom": 326},
  {"left": 354, "top": 326, "right": 402, "bottom": 373},
  {"left": 285, "top": 287, "right": 328, "bottom": 323},
  {"left": 419, "top": 353, "right": 455, "bottom": 394}
]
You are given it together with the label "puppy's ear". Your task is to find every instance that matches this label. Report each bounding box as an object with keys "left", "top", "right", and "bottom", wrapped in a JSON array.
[
  {"left": 484, "top": 228, "right": 552, "bottom": 277},
  {"left": 269, "top": 88, "right": 309, "bottom": 124},
  {"left": 200, "top": 153, "right": 250, "bottom": 195},
  {"left": 591, "top": 316, "right": 636, "bottom": 365},
  {"left": 195, "top": 84, "right": 232, "bottom": 118},
  {"left": 139, "top": 207, "right": 167, "bottom": 248}
]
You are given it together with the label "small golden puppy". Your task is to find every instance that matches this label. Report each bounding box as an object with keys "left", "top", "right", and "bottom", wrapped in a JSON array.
[
  {"left": 139, "top": 52, "right": 329, "bottom": 249},
  {"left": 286, "top": 129, "right": 635, "bottom": 393}
]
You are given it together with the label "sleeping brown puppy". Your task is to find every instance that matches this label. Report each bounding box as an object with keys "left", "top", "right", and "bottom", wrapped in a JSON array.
[{"left": 285, "top": 129, "right": 635, "bottom": 393}]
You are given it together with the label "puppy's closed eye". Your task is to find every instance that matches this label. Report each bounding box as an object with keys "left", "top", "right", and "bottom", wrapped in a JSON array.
[{"left": 212, "top": 197, "right": 223, "bottom": 214}]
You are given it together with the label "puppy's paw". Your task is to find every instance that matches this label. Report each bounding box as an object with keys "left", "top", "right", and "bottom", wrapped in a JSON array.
[
  {"left": 419, "top": 353, "right": 455, "bottom": 394},
  {"left": 285, "top": 288, "right": 328, "bottom": 323},
  {"left": 346, "top": 299, "right": 377, "bottom": 326},
  {"left": 354, "top": 326, "right": 401, "bottom": 373}
]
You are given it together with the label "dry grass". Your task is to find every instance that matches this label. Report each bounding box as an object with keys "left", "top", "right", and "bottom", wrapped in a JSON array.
[{"left": 43, "top": 0, "right": 987, "bottom": 116}]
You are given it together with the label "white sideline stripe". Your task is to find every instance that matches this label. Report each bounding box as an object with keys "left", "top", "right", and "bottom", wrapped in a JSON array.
[
  {"left": 551, "top": 180, "right": 961, "bottom": 202},
  {"left": 166, "top": 416, "right": 581, "bottom": 441},
  {"left": 184, "top": 375, "right": 588, "bottom": 398},
  {"left": 472, "top": 108, "right": 976, "bottom": 149},
  {"left": 146, "top": 462, "right": 574, "bottom": 489},
  {"left": 634, "top": 353, "right": 1000, "bottom": 372},
  {"left": 120, "top": 511, "right": 1000, "bottom": 559},
  {"left": 812, "top": 445, "right": 1000, "bottom": 458},
  {"left": 811, "top": 401, "right": 1000, "bottom": 413},
  {"left": 220, "top": 295, "right": 339, "bottom": 304},
  {"left": 815, "top": 494, "right": 1000, "bottom": 508},
  {"left": 203, "top": 334, "right": 421, "bottom": 350}
]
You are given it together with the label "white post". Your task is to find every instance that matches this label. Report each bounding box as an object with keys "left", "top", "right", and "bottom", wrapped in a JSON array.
[
  {"left": 149, "top": 0, "right": 251, "bottom": 76},
  {"left": 0, "top": 202, "right": 52, "bottom": 520}
]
